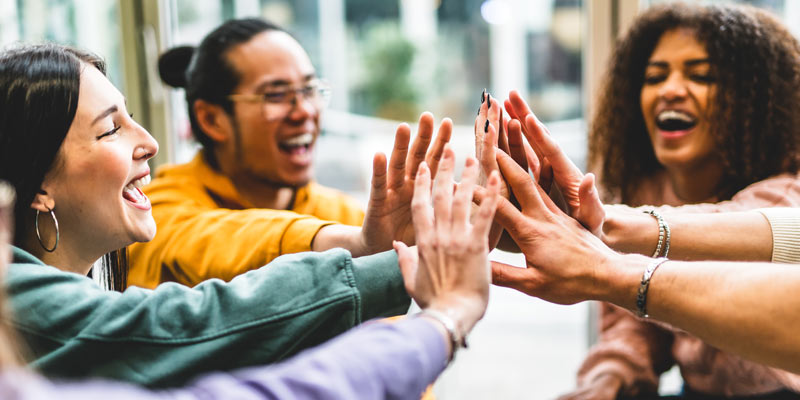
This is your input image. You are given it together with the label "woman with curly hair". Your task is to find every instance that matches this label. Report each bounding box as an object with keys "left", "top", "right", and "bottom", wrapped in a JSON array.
[{"left": 561, "top": 3, "right": 800, "bottom": 399}]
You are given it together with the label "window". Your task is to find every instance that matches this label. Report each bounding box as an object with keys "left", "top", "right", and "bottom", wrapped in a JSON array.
[{"left": 0, "top": 0, "right": 123, "bottom": 91}]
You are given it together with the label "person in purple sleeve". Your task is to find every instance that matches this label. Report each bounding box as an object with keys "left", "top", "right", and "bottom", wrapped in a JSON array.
[{"left": 0, "top": 144, "right": 503, "bottom": 399}]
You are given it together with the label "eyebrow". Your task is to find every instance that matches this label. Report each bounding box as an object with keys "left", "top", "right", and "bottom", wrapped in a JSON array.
[
  {"left": 254, "top": 73, "right": 317, "bottom": 92},
  {"left": 91, "top": 105, "right": 118, "bottom": 126},
  {"left": 647, "top": 58, "right": 711, "bottom": 68}
]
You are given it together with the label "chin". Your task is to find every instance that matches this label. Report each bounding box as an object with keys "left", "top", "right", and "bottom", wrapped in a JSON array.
[
  {"left": 280, "top": 171, "right": 313, "bottom": 188},
  {"left": 130, "top": 219, "right": 157, "bottom": 243},
  {"left": 654, "top": 149, "right": 705, "bottom": 170}
]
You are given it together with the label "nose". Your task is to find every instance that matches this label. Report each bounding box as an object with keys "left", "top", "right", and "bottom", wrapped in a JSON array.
[
  {"left": 658, "top": 71, "right": 688, "bottom": 101},
  {"left": 286, "top": 92, "right": 317, "bottom": 121},
  {"left": 133, "top": 123, "right": 159, "bottom": 161}
]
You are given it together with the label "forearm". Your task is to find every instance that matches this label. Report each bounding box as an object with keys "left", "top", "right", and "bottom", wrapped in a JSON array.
[
  {"left": 312, "top": 224, "right": 368, "bottom": 256},
  {"left": 603, "top": 207, "right": 772, "bottom": 261},
  {"left": 597, "top": 253, "right": 800, "bottom": 374}
]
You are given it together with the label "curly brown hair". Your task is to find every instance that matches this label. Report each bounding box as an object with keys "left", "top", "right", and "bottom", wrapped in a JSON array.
[{"left": 588, "top": 3, "right": 800, "bottom": 203}]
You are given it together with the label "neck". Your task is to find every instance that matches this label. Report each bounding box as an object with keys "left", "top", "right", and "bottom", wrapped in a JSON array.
[
  {"left": 213, "top": 149, "right": 297, "bottom": 210},
  {"left": 231, "top": 175, "right": 297, "bottom": 210},
  {"left": 24, "top": 233, "right": 98, "bottom": 276},
  {"left": 663, "top": 161, "right": 725, "bottom": 203}
]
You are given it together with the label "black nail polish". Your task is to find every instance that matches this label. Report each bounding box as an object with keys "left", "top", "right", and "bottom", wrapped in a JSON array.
[
  {"left": 487, "top": 93, "right": 491, "bottom": 109},
  {"left": 484, "top": 120, "right": 489, "bottom": 133},
  {"left": 481, "top": 89, "right": 486, "bottom": 104}
]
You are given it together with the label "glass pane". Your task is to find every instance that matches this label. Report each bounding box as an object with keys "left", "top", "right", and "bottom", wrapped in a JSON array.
[{"left": 0, "top": 0, "right": 123, "bottom": 90}]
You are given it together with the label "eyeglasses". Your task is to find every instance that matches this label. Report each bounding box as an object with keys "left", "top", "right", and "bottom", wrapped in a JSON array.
[{"left": 227, "top": 79, "right": 332, "bottom": 121}]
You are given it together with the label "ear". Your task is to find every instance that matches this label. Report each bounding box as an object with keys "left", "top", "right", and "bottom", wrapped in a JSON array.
[
  {"left": 194, "top": 99, "right": 235, "bottom": 144},
  {"left": 30, "top": 190, "right": 55, "bottom": 213}
]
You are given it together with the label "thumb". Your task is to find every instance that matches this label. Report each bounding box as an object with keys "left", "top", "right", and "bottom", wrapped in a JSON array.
[
  {"left": 491, "top": 261, "right": 535, "bottom": 296},
  {"left": 576, "top": 173, "right": 605, "bottom": 235},
  {"left": 394, "top": 241, "right": 418, "bottom": 282}
]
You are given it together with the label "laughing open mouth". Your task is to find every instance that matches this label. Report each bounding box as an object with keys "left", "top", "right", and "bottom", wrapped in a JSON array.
[
  {"left": 278, "top": 132, "right": 314, "bottom": 154},
  {"left": 123, "top": 174, "right": 151, "bottom": 205},
  {"left": 656, "top": 110, "right": 697, "bottom": 131}
]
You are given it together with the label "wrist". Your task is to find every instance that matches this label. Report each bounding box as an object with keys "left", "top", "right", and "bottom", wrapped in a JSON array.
[
  {"left": 603, "top": 208, "right": 659, "bottom": 255},
  {"left": 426, "top": 295, "right": 486, "bottom": 338},
  {"left": 601, "top": 206, "right": 630, "bottom": 249},
  {"left": 595, "top": 252, "right": 651, "bottom": 312},
  {"left": 313, "top": 225, "right": 369, "bottom": 256}
]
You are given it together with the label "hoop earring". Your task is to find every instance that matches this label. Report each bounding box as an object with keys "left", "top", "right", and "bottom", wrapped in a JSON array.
[{"left": 35, "top": 208, "right": 59, "bottom": 252}]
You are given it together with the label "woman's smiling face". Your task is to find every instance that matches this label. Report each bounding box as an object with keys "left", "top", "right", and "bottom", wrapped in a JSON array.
[
  {"left": 640, "top": 28, "right": 720, "bottom": 171},
  {"left": 40, "top": 64, "right": 158, "bottom": 255}
]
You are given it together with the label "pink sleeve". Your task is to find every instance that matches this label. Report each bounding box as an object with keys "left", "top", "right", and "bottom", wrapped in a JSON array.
[
  {"left": 578, "top": 174, "right": 800, "bottom": 395},
  {"left": 654, "top": 174, "right": 800, "bottom": 213},
  {"left": 577, "top": 303, "right": 676, "bottom": 396}
]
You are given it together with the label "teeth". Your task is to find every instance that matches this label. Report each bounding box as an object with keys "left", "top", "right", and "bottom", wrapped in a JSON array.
[
  {"left": 657, "top": 110, "right": 693, "bottom": 123},
  {"left": 125, "top": 174, "right": 151, "bottom": 192},
  {"left": 280, "top": 133, "right": 314, "bottom": 147}
]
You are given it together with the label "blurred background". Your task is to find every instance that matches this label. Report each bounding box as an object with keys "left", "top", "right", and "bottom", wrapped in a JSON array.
[{"left": 1, "top": 0, "right": 797, "bottom": 397}]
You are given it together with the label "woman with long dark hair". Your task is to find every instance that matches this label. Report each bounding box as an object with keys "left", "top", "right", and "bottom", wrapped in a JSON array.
[
  {"left": 0, "top": 43, "right": 453, "bottom": 389},
  {"left": 0, "top": 146, "right": 503, "bottom": 399}
]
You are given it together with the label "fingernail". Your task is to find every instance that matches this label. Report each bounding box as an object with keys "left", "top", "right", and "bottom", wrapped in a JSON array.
[
  {"left": 484, "top": 120, "right": 489, "bottom": 133},
  {"left": 487, "top": 93, "right": 492, "bottom": 109},
  {"left": 481, "top": 89, "right": 486, "bottom": 104}
]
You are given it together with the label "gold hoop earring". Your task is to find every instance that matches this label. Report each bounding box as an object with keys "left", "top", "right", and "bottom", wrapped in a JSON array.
[{"left": 35, "top": 208, "right": 59, "bottom": 252}]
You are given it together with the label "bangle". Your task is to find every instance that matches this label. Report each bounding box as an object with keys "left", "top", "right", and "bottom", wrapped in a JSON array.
[
  {"left": 635, "top": 257, "right": 669, "bottom": 318},
  {"left": 643, "top": 209, "right": 671, "bottom": 258},
  {"left": 417, "top": 309, "right": 468, "bottom": 362}
]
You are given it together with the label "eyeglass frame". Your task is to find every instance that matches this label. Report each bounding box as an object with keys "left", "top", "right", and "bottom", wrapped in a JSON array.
[{"left": 226, "top": 79, "right": 332, "bottom": 121}]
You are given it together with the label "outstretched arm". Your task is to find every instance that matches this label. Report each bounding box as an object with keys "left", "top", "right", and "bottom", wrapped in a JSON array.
[{"left": 490, "top": 148, "right": 800, "bottom": 374}]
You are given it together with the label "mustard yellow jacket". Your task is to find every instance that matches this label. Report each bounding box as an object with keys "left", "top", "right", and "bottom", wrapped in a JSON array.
[{"left": 129, "top": 152, "right": 364, "bottom": 289}]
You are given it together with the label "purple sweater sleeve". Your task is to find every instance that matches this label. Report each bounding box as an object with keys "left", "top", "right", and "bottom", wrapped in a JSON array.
[{"left": 7, "top": 318, "right": 448, "bottom": 400}]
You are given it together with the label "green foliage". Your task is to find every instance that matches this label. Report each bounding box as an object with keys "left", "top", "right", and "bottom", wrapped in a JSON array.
[{"left": 358, "top": 23, "right": 419, "bottom": 120}]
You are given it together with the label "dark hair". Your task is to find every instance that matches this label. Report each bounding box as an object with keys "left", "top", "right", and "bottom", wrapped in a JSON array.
[
  {"left": 0, "top": 43, "right": 127, "bottom": 291},
  {"left": 588, "top": 3, "right": 800, "bottom": 203},
  {"left": 158, "top": 18, "right": 285, "bottom": 165}
]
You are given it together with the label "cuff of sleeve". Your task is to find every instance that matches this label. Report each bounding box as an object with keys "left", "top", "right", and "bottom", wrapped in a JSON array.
[
  {"left": 280, "top": 218, "right": 337, "bottom": 255},
  {"left": 350, "top": 250, "right": 411, "bottom": 321},
  {"left": 579, "top": 359, "right": 657, "bottom": 396},
  {"left": 756, "top": 207, "right": 800, "bottom": 263},
  {"left": 579, "top": 360, "right": 631, "bottom": 387}
]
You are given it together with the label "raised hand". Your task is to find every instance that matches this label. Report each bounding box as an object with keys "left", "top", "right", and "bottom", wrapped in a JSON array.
[
  {"left": 395, "top": 146, "right": 502, "bottom": 335},
  {"left": 490, "top": 148, "right": 619, "bottom": 305},
  {"left": 505, "top": 90, "right": 605, "bottom": 235},
  {"left": 359, "top": 112, "right": 452, "bottom": 254}
]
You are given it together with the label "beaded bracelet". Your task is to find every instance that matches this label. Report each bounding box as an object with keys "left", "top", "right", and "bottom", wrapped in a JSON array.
[{"left": 643, "top": 209, "right": 671, "bottom": 258}]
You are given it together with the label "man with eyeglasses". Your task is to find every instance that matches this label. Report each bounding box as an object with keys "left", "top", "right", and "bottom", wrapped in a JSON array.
[{"left": 128, "top": 18, "right": 450, "bottom": 301}]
